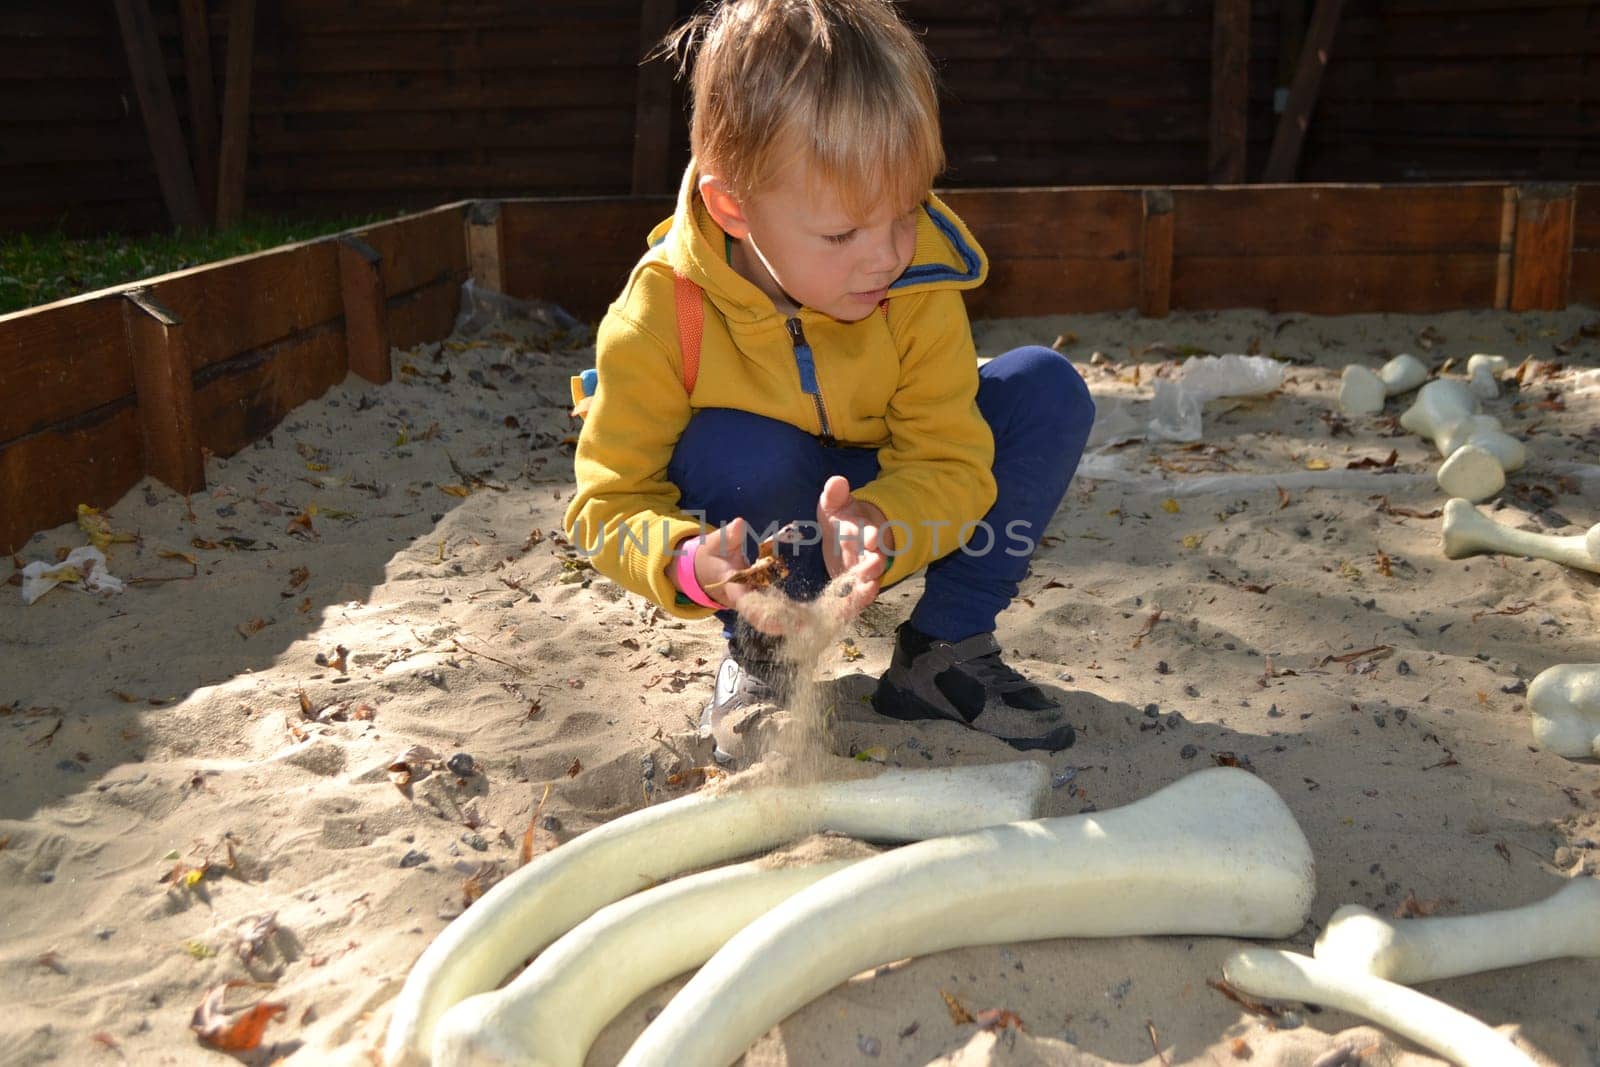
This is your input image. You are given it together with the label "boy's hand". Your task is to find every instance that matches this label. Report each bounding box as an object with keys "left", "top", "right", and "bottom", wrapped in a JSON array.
[
  {"left": 689, "top": 517, "right": 760, "bottom": 611},
  {"left": 818, "top": 475, "right": 893, "bottom": 579}
]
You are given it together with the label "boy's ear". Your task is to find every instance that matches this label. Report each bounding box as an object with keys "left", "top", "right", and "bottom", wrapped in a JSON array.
[{"left": 698, "top": 175, "right": 751, "bottom": 239}]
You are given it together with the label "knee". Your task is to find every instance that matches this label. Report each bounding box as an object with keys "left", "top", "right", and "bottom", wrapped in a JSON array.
[
  {"left": 669, "top": 409, "right": 821, "bottom": 526},
  {"left": 983, "top": 346, "right": 1096, "bottom": 429}
]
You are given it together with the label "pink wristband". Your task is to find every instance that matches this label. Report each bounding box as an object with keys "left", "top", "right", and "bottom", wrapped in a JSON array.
[{"left": 674, "top": 535, "right": 720, "bottom": 609}]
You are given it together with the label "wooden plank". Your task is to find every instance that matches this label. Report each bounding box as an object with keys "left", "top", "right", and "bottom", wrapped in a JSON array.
[
  {"left": 499, "top": 197, "right": 672, "bottom": 315},
  {"left": 0, "top": 405, "right": 144, "bottom": 554},
  {"left": 0, "top": 297, "right": 135, "bottom": 445},
  {"left": 1571, "top": 252, "right": 1600, "bottom": 307},
  {"left": 150, "top": 242, "right": 343, "bottom": 370},
  {"left": 387, "top": 275, "right": 465, "bottom": 352},
  {"left": 1509, "top": 184, "right": 1575, "bottom": 312},
  {"left": 631, "top": 0, "right": 677, "bottom": 195},
  {"left": 338, "top": 237, "right": 389, "bottom": 385},
  {"left": 1208, "top": 0, "right": 1250, "bottom": 183},
  {"left": 110, "top": 0, "right": 204, "bottom": 229},
  {"left": 937, "top": 188, "right": 1143, "bottom": 260},
  {"left": 1494, "top": 186, "right": 1516, "bottom": 310},
  {"left": 191, "top": 326, "right": 346, "bottom": 457},
  {"left": 354, "top": 203, "right": 470, "bottom": 298},
  {"left": 1140, "top": 189, "right": 1175, "bottom": 317},
  {"left": 1572, "top": 184, "right": 1600, "bottom": 248},
  {"left": 1172, "top": 185, "right": 1505, "bottom": 257},
  {"left": 1174, "top": 252, "right": 1500, "bottom": 312},
  {"left": 466, "top": 200, "right": 505, "bottom": 293},
  {"left": 215, "top": 0, "right": 255, "bottom": 227},
  {"left": 1262, "top": 0, "right": 1345, "bottom": 182},
  {"left": 966, "top": 260, "right": 1140, "bottom": 318},
  {"left": 178, "top": 0, "right": 219, "bottom": 223},
  {"left": 123, "top": 289, "right": 204, "bottom": 494},
  {"left": 251, "top": 25, "right": 639, "bottom": 73},
  {"left": 251, "top": 69, "right": 637, "bottom": 114}
]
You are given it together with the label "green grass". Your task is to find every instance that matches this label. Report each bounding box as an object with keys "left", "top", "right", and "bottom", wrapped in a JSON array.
[{"left": 0, "top": 214, "right": 386, "bottom": 316}]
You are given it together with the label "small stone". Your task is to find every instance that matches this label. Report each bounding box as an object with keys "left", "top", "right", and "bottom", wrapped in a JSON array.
[
  {"left": 857, "top": 1035, "right": 881, "bottom": 1057},
  {"left": 55, "top": 759, "right": 86, "bottom": 774},
  {"left": 437, "top": 903, "right": 463, "bottom": 921},
  {"left": 1183, "top": 684, "right": 1200, "bottom": 697},
  {"left": 38, "top": 871, "right": 54, "bottom": 883},
  {"left": 542, "top": 815, "right": 562, "bottom": 833},
  {"left": 1051, "top": 768, "right": 1077, "bottom": 789},
  {"left": 1500, "top": 679, "right": 1527, "bottom": 695},
  {"left": 94, "top": 926, "right": 116, "bottom": 941},
  {"left": 1155, "top": 661, "right": 1171, "bottom": 674},
  {"left": 1394, "top": 708, "right": 1408, "bottom": 724},
  {"left": 461, "top": 832, "right": 488, "bottom": 852},
  {"left": 446, "top": 752, "right": 476, "bottom": 777},
  {"left": 1143, "top": 704, "right": 1159, "bottom": 719},
  {"left": 1165, "top": 713, "right": 1183, "bottom": 729},
  {"left": 399, "top": 849, "right": 429, "bottom": 868},
  {"left": 1267, "top": 704, "right": 1284, "bottom": 718},
  {"left": 1180, "top": 744, "right": 1198, "bottom": 760},
  {"left": 1396, "top": 660, "right": 1412, "bottom": 676},
  {"left": 1294, "top": 525, "right": 1312, "bottom": 539},
  {"left": 655, "top": 642, "right": 673, "bottom": 657},
  {"left": 1373, "top": 714, "right": 1386, "bottom": 728}
]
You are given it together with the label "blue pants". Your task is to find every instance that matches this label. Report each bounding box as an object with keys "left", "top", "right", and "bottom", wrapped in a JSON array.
[{"left": 666, "top": 345, "right": 1094, "bottom": 643}]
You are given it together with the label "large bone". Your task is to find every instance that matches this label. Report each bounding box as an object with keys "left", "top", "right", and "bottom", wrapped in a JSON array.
[
  {"left": 1528, "top": 663, "right": 1600, "bottom": 758},
  {"left": 618, "top": 767, "right": 1315, "bottom": 1067},
  {"left": 1313, "top": 879, "right": 1600, "bottom": 985},
  {"left": 1222, "top": 949, "right": 1536, "bottom": 1067},
  {"left": 1436, "top": 445, "right": 1505, "bottom": 503},
  {"left": 381, "top": 762, "right": 1048, "bottom": 1065},
  {"left": 1399, "top": 379, "right": 1481, "bottom": 455},
  {"left": 1379, "top": 353, "right": 1428, "bottom": 395},
  {"left": 1440, "top": 498, "right": 1600, "bottom": 574},
  {"left": 433, "top": 849, "right": 870, "bottom": 1067}
]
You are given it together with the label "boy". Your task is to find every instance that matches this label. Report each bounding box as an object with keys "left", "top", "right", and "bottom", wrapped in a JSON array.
[{"left": 564, "top": 0, "right": 1094, "bottom": 756}]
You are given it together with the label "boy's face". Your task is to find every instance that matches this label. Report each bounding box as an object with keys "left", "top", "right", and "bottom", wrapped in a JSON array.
[{"left": 705, "top": 160, "right": 920, "bottom": 323}]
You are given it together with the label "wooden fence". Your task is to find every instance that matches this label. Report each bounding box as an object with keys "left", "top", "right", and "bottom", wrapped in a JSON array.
[
  {"left": 3, "top": 1, "right": 1599, "bottom": 235},
  {"left": 3, "top": 180, "right": 1596, "bottom": 552}
]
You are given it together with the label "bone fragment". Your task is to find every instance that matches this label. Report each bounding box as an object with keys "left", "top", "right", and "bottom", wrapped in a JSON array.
[
  {"left": 1439, "top": 421, "right": 1526, "bottom": 472},
  {"left": 1440, "top": 498, "right": 1600, "bottom": 574},
  {"left": 382, "top": 762, "right": 1048, "bottom": 1065},
  {"left": 618, "top": 767, "right": 1314, "bottom": 1067},
  {"left": 1379, "top": 353, "right": 1429, "bottom": 395},
  {"left": 1467, "top": 354, "right": 1510, "bottom": 399},
  {"left": 1314, "top": 879, "right": 1600, "bottom": 985},
  {"left": 1223, "top": 949, "right": 1536, "bottom": 1067},
  {"left": 1399, "top": 379, "right": 1481, "bottom": 455},
  {"left": 1437, "top": 445, "right": 1506, "bottom": 503},
  {"left": 1528, "top": 663, "right": 1600, "bottom": 759},
  {"left": 432, "top": 851, "right": 868, "bottom": 1067},
  {"left": 1339, "top": 364, "right": 1387, "bottom": 415}
]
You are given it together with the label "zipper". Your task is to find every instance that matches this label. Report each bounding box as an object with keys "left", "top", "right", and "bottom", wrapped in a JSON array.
[{"left": 785, "top": 316, "right": 835, "bottom": 446}]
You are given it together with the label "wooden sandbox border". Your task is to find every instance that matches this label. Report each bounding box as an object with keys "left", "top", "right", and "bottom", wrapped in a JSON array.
[{"left": 3, "top": 181, "right": 1597, "bottom": 553}]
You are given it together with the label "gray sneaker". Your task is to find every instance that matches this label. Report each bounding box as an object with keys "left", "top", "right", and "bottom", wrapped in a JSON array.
[{"left": 699, "top": 655, "right": 784, "bottom": 765}]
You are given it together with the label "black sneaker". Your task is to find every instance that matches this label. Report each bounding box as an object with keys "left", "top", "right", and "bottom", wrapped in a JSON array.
[
  {"left": 872, "top": 623, "right": 1074, "bottom": 752},
  {"left": 698, "top": 633, "right": 793, "bottom": 765}
]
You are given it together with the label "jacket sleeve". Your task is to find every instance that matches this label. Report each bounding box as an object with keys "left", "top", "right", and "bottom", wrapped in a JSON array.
[
  {"left": 562, "top": 302, "right": 716, "bottom": 619},
  {"left": 851, "top": 289, "right": 997, "bottom": 582}
]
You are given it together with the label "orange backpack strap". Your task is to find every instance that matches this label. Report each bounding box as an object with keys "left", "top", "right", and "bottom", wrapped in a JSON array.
[{"left": 673, "top": 272, "right": 703, "bottom": 395}]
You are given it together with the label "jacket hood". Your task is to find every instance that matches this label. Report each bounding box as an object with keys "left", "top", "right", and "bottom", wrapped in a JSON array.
[{"left": 644, "top": 160, "right": 987, "bottom": 324}]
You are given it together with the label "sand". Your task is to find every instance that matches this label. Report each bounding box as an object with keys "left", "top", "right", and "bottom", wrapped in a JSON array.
[{"left": 2, "top": 300, "right": 1597, "bottom": 1066}]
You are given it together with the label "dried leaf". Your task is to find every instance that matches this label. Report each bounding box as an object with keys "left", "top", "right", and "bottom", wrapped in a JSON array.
[
  {"left": 840, "top": 640, "right": 864, "bottom": 662},
  {"left": 1160, "top": 498, "right": 1180, "bottom": 514},
  {"left": 1471, "top": 600, "right": 1535, "bottom": 622},
  {"left": 190, "top": 981, "right": 286, "bottom": 1052},
  {"left": 1276, "top": 487, "right": 1291, "bottom": 510},
  {"left": 1393, "top": 890, "right": 1452, "bottom": 919},
  {"left": 314, "top": 645, "right": 349, "bottom": 674},
  {"left": 388, "top": 745, "right": 440, "bottom": 789},
  {"left": 520, "top": 783, "right": 555, "bottom": 866},
  {"left": 1320, "top": 644, "right": 1392, "bottom": 666},
  {"left": 1181, "top": 534, "right": 1204, "bottom": 550},
  {"left": 1374, "top": 550, "right": 1393, "bottom": 577},
  {"left": 1346, "top": 450, "right": 1398, "bottom": 470},
  {"left": 281, "top": 566, "right": 310, "bottom": 597},
  {"left": 1130, "top": 609, "right": 1164, "bottom": 650},
  {"left": 565, "top": 757, "right": 582, "bottom": 778},
  {"left": 235, "top": 913, "right": 279, "bottom": 964},
  {"left": 1206, "top": 977, "right": 1286, "bottom": 1019},
  {"left": 1376, "top": 497, "right": 1442, "bottom": 520},
  {"left": 1303, "top": 457, "right": 1331, "bottom": 470},
  {"left": 76, "top": 504, "right": 136, "bottom": 552},
  {"left": 940, "top": 989, "right": 974, "bottom": 1025},
  {"left": 974, "top": 1008, "right": 1025, "bottom": 1032},
  {"left": 286, "top": 508, "right": 318, "bottom": 539},
  {"left": 236, "top": 617, "right": 269, "bottom": 639},
  {"left": 439, "top": 484, "right": 472, "bottom": 498}
]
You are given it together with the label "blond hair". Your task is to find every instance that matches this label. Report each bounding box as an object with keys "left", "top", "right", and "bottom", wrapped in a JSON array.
[{"left": 664, "top": 0, "right": 944, "bottom": 221}]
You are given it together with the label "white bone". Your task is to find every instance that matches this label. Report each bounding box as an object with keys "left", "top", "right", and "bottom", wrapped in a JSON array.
[
  {"left": 1433, "top": 414, "right": 1527, "bottom": 476},
  {"left": 618, "top": 767, "right": 1314, "bottom": 1067},
  {"left": 1467, "top": 353, "right": 1510, "bottom": 399},
  {"left": 1528, "top": 663, "right": 1600, "bottom": 758},
  {"left": 1440, "top": 498, "right": 1600, "bottom": 574},
  {"left": 432, "top": 851, "right": 868, "bottom": 1067},
  {"left": 1379, "top": 353, "right": 1429, "bottom": 395},
  {"left": 1222, "top": 949, "right": 1536, "bottom": 1067},
  {"left": 1313, "top": 879, "right": 1600, "bottom": 985},
  {"left": 1437, "top": 445, "right": 1505, "bottom": 503},
  {"left": 1399, "top": 379, "right": 1482, "bottom": 454},
  {"left": 381, "top": 762, "right": 1048, "bottom": 1065},
  {"left": 1339, "top": 364, "right": 1387, "bottom": 415}
]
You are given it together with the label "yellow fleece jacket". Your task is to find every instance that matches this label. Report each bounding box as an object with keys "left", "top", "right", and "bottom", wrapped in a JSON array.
[{"left": 564, "top": 164, "right": 996, "bottom": 619}]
